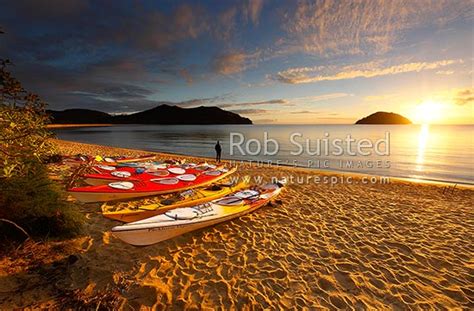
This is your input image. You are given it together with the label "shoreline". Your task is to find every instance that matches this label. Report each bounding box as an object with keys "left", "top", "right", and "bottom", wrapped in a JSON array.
[
  {"left": 47, "top": 124, "right": 113, "bottom": 128},
  {"left": 51, "top": 138, "right": 474, "bottom": 189}
]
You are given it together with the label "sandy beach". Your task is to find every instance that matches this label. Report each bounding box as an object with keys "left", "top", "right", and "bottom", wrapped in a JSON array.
[
  {"left": 0, "top": 139, "right": 472, "bottom": 309},
  {"left": 46, "top": 124, "right": 113, "bottom": 128}
]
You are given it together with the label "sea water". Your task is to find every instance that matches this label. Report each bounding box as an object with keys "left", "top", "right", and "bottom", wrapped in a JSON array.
[{"left": 53, "top": 124, "right": 474, "bottom": 184}]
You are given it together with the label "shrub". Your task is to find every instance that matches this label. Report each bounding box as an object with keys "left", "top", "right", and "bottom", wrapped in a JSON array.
[
  {"left": 0, "top": 163, "right": 83, "bottom": 237},
  {"left": 0, "top": 48, "right": 83, "bottom": 240},
  {"left": 0, "top": 59, "right": 55, "bottom": 178}
]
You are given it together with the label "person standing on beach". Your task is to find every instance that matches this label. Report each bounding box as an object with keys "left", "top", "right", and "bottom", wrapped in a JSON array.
[{"left": 215, "top": 140, "right": 222, "bottom": 163}]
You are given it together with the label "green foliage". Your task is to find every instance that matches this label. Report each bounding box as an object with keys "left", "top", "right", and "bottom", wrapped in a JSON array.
[
  {"left": 0, "top": 54, "right": 83, "bottom": 238},
  {"left": 0, "top": 59, "right": 55, "bottom": 178},
  {"left": 0, "top": 164, "right": 84, "bottom": 237}
]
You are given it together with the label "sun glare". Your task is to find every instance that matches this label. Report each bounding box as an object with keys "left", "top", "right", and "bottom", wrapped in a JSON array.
[{"left": 413, "top": 100, "right": 444, "bottom": 124}]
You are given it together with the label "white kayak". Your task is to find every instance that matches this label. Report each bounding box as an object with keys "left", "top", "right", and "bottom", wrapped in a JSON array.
[{"left": 111, "top": 181, "right": 285, "bottom": 246}]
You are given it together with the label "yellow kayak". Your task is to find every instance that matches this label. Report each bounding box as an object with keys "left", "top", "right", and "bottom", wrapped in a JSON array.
[
  {"left": 101, "top": 180, "right": 248, "bottom": 223},
  {"left": 111, "top": 180, "right": 285, "bottom": 246}
]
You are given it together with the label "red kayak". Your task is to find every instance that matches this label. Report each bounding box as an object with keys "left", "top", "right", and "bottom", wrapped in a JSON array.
[
  {"left": 69, "top": 167, "right": 237, "bottom": 203},
  {"left": 83, "top": 163, "right": 219, "bottom": 186}
]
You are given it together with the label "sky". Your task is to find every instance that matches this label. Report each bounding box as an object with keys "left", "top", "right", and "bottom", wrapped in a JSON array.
[{"left": 0, "top": 0, "right": 472, "bottom": 124}]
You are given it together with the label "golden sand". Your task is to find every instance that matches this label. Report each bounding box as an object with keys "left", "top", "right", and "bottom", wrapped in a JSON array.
[
  {"left": 0, "top": 139, "right": 472, "bottom": 309},
  {"left": 46, "top": 124, "right": 113, "bottom": 128}
]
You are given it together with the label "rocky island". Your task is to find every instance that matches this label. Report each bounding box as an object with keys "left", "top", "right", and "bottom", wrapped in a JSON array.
[{"left": 355, "top": 111, "right": 412, "bottom": 124}]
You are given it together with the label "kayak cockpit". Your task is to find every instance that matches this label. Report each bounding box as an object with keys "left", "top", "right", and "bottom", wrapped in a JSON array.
[{"left": 164, "top": 203, "right": 214, "bottom": 220}]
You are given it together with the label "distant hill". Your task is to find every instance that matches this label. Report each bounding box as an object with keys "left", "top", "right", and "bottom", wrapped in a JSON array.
[
  {"left": 48, "top": 105, "right": 252, "bottom": 125},
  {"left": 47, "top": 109, "right": 112, "bottom": 124},
  {"left": 113, "top": 104, "right": 252, "bottom": 125},
  {"left": 355, "top": 112, "right": 412, "bottom": 125}
]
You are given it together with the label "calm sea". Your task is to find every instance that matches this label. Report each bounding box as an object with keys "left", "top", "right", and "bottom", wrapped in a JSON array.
[{"left": 53, "top": 124, "right": 474, "bottom": 184}]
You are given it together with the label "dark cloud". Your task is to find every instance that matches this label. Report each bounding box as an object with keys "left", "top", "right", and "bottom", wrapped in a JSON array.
[
  {"left": 174, "top": 97, "right": 218, "bottom": 108},
  {"left": 1, "top": 2, "right": 211, "bottom": 55},
  {"left": 0, "top": 1, "right": 270, "bottom": 112},
  {"left": 0, "top": 2, "right": 213, "bottom": 102},
  {"left": 4, "top": 57, "right": 158, "bottom": 107},
  {"left": 11, "top": 0, "right": 88, "bottom": 18},
  {"left": 454, "top": 88, "right": 473, "bottom": 106},
  {"left": 220, "top": 99, "right": 289, "bottom": 108},
  {"left": 2, "top": 0, "right": 469, "bottom": 116},
  {"left": 111, "top": 4, "right": 210, "bottom": 51},
  {"left": 68, "top": 84, "right": 153, "bottom": 101}
]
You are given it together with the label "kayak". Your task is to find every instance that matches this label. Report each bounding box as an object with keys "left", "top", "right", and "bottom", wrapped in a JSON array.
[
  {"left": 84, "top": 164, "right": 176, "bottom": 186},
  {"left": 68, "top": 167, "right": 237, "bottom": 203},
  {"left": 111, "top": 155, "right": 157, "bottom": 164},
  {"left": 111, "top": 181, "right": 285, "bottom": 246},
  {"left": 83, "top": 163, "right": 219, "bottom": 186},
  {"left": 101, "top": 180, "right": 249, "bottom": 223},
  {"left": 62, "top": 154, "right": 158, "bottom": 167}
]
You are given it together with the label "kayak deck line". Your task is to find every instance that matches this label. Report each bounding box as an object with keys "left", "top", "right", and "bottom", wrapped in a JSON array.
[
  {"left": 111, "top": 182, "right": 285, "bottom": 245},
  {"left": 68, "top": 167, "right": 238, "bottom": 203},
  {"left": 100, "top": 180, "right": 249, "bottom": 223}
]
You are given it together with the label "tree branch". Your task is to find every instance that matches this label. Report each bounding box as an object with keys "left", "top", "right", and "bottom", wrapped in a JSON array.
[{"left": 0, "top": 218, "right": 30, "bottom": 240}]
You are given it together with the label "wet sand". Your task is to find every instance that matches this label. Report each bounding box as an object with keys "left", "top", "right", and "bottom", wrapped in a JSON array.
[{"left": 1, "top": 139, "right": 473, "bottom": 309}]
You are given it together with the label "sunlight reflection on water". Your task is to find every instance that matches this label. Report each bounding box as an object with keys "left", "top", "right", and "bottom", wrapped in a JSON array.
[
  {"left": 416, "top": 124, "right": 430, "bottom": 171},
  {"left": 53, "top": 124, "right": 473, "bottom": 184}
]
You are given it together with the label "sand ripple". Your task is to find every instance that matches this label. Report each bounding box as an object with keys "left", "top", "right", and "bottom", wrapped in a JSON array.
[
  {"left": 1, "top": 140, "right": 472, "bottom": 309},
  {"left": 60, "top": 172, "right": 473, "bottom": 309}
]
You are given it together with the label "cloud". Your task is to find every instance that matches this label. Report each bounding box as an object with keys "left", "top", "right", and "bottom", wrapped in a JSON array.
[
  {"left": 289, "top": 93, "right": 351, "bottom": 102},
  {"left": 68, "top": 84, "right": 153, "bottom": 101},
  {"left": 230, "top": 108, "right": 268, "bottom": 115},
  {"left": 170, "top": 93, "right": 234, "bottom": 108},
  {"left": 212, "top": 53, "right": 246, "bottom": 75},
  {"left": 5, "top": 56, "right": 168, "bottom": 111},
  {"left": 272, "top": 59, "right": 463, "bottom": 84},
  {"left": 2, "top": 1, "right": 471, "bottom": 116},
  {"left": 220, "top": 99, "right": 289, "bottom": 108},
  {"left": 113, "top": 4, "right": 210, "bottom": 52},
  {"left": 179, "top": 68, "right": 193, "bottom": 84},
  {"left": 243, "top": 0, "right": 265, "bottom": 25},
  {"left": 252, "top": 118, "right": 276, "bottom": 123},
  {"left": 214, "top": 1, "right": 264, "bottom": 42},
  {"left": 0, "top": 3, "right": 211, "bottom": 66},
  {"left": 454, "top": 88, "right": 473, "bottom": 106},
  {"left": 213, "top": 94, "right": 347, "bottom": 110},
  {"left": 12, "top": 0, "right": 87, "bottom": 18},
  {"left": 436, "top": 70, "right": 454, "bottom": 75},
  {"left": 290, "top": 110, "right": 320, "bottom": 114},
  {"left": 212, "top": 50, "right": 261, "bottom": 75},
  {"left": 281, "top": 0, "right": 472, "bottom": 57},
  {"left": 215, "top": 7, "right": 238, "bottom": 42}
]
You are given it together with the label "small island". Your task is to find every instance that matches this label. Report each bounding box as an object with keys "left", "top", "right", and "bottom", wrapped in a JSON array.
[{"left": 355, "top": 111, "right": 412, "bottom": 124}]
